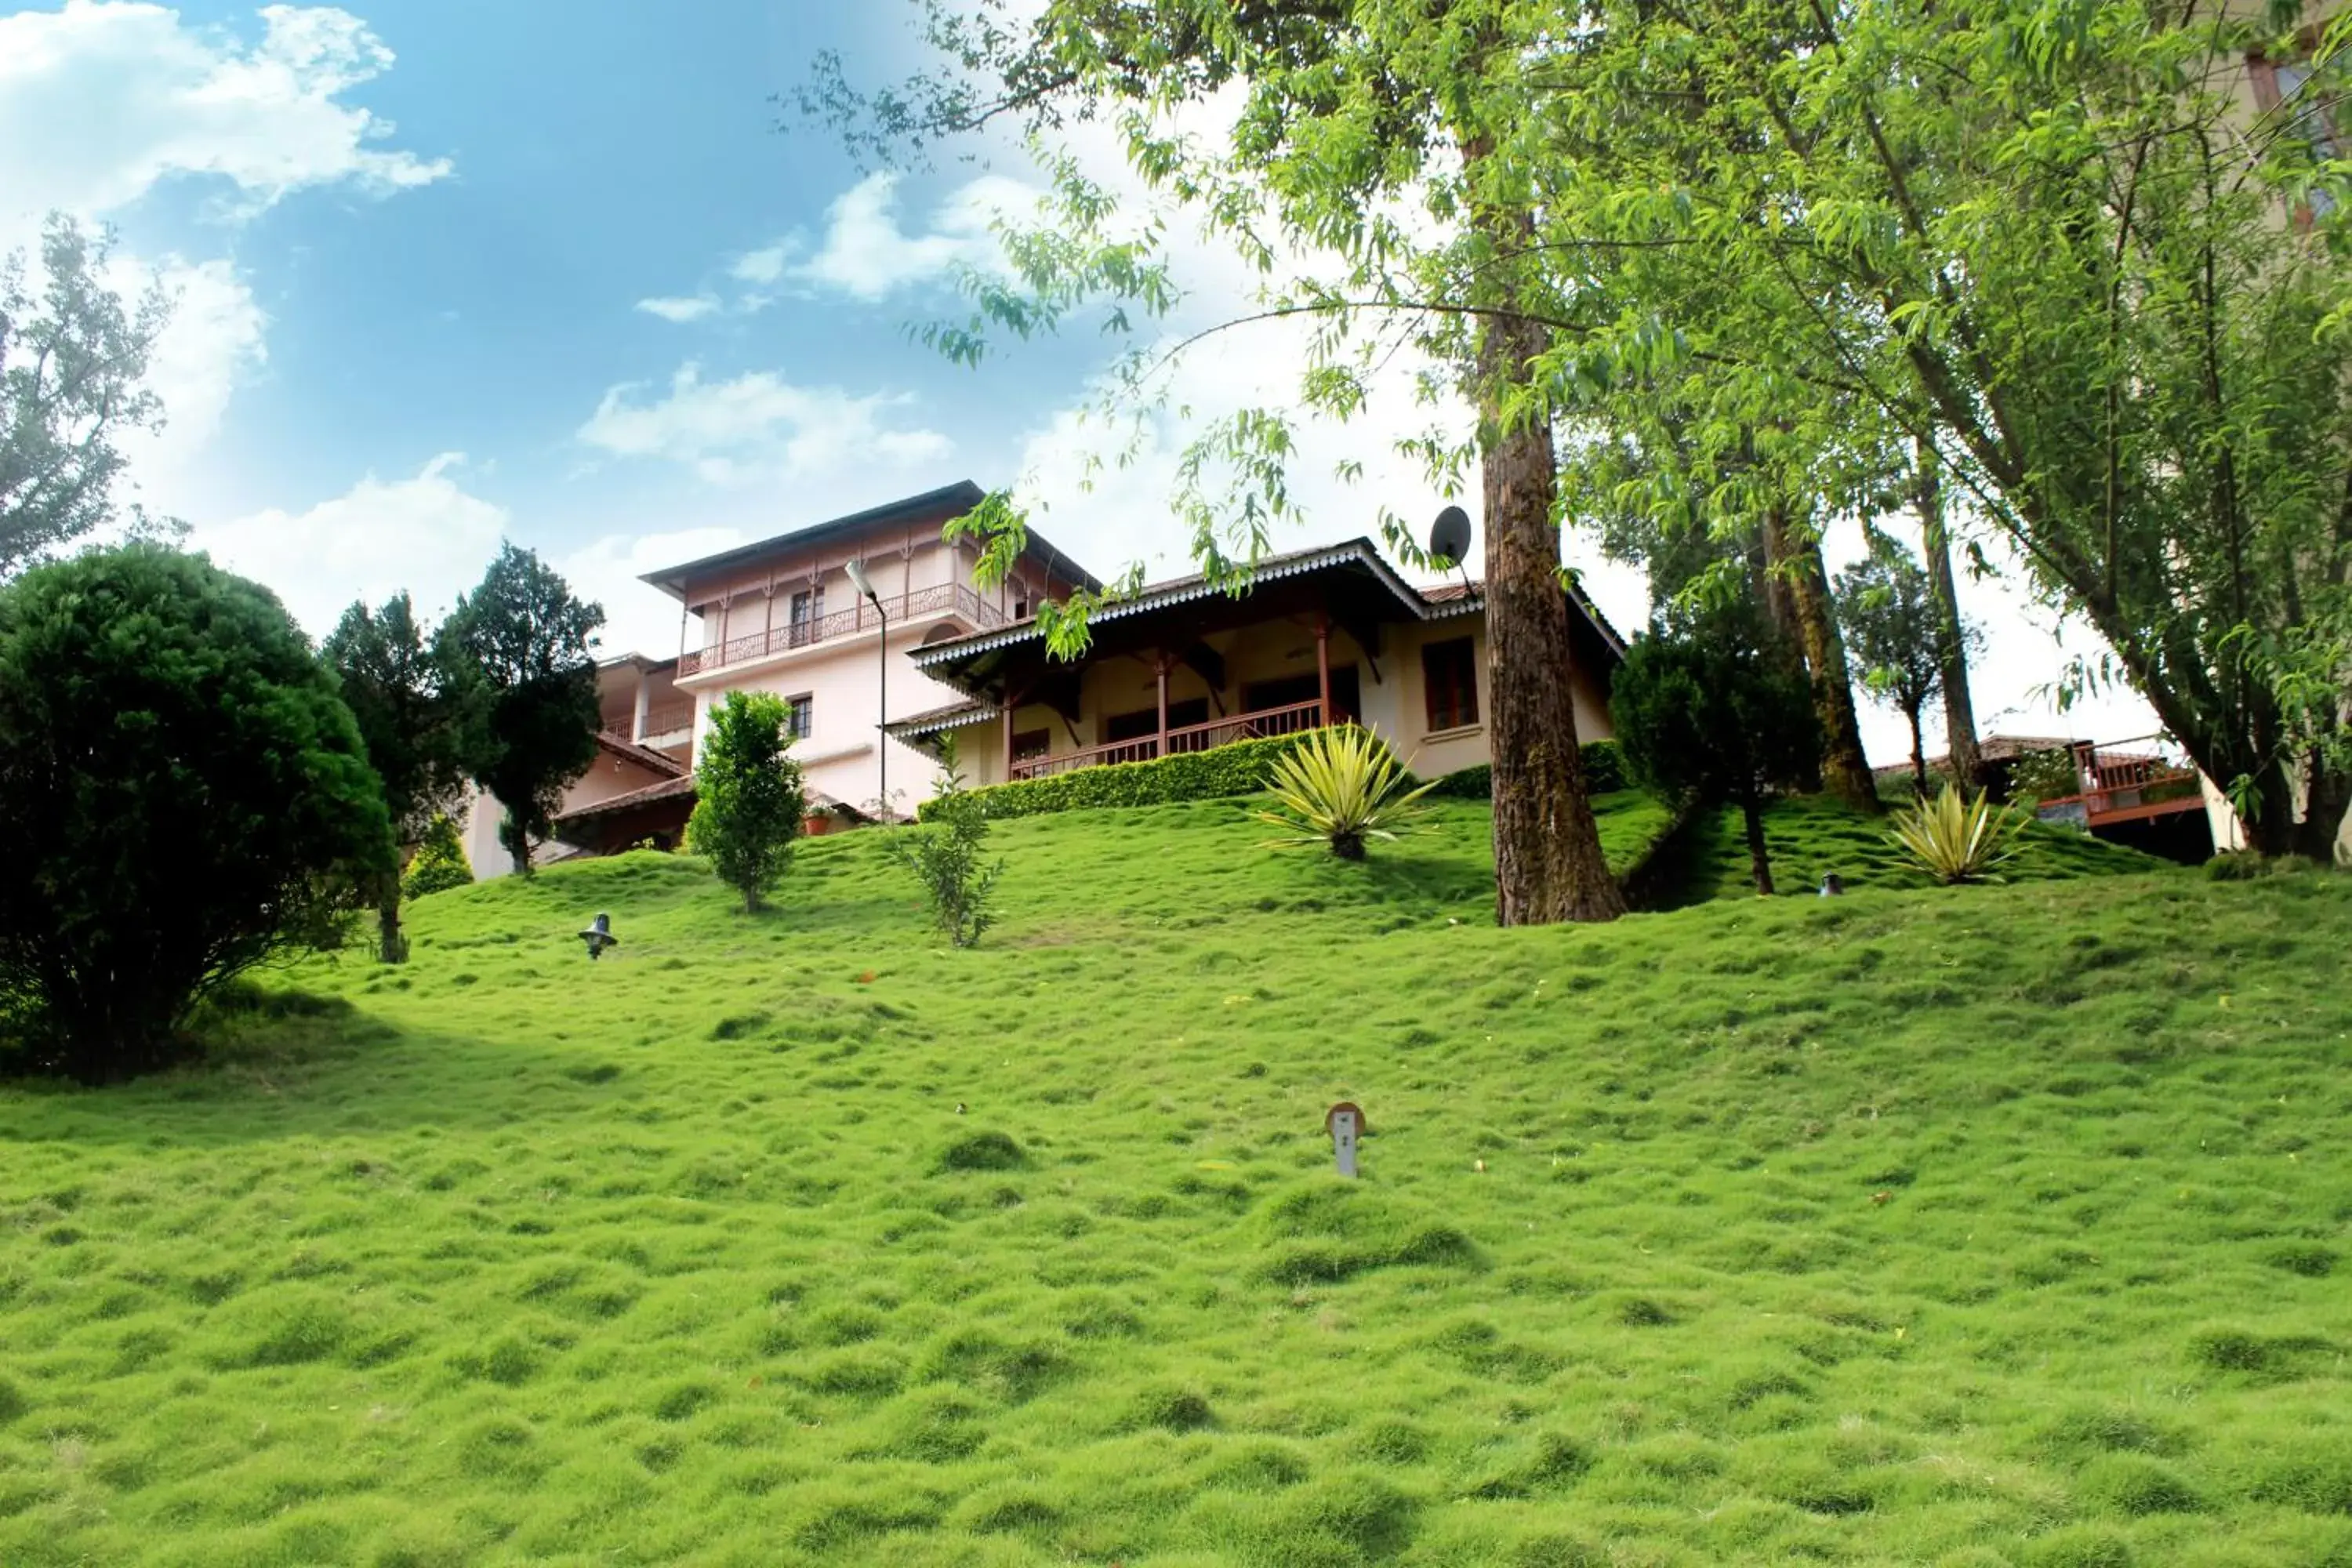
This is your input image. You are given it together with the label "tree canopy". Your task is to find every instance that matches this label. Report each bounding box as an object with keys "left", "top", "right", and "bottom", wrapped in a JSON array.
[
  {"left": 325, "top": 592, "right": 466, "bottom": 960},
  {"left": 688, "top": 691, "right": 809, "bottom": 913},
  {"left": 437, "top": 544, "right": 604, "bottom": 876},
  {"left": 0, "top": 216, "right": 176, "bottom": 576},
  {"left": 816, "top": 0, "right": 2352, "bottom": 862},
  {"left": 0, "top": 546, "right": 391, "bottom": 1080}
]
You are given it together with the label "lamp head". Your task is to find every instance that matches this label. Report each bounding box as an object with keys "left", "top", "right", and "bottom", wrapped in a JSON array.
[
  {"left": 579, "top": 912, "right": 619, "bottom": 960},
  {"left": 844, "top": 557, "right": 877, "bottom": 604}
]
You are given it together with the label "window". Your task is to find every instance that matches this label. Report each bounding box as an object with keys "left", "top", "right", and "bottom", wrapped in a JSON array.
[
  {"left": 788, "top": 588, "right": 823, "bottom": 645},
  {"left": 2256, "top": 51, "right": 2343, "bottom": 218},
  {"left": 1011, "top": 727, "right": 1051, "bottom": 761},
  {"left": 784, "top": 694, "right": 812, "bottom": 741},
  {"left": 1012, "top": 593, "right": 1031, "bottom": 619},
  {"left": 1422, "top": 637, "right": 1479, "bottom": 732}
]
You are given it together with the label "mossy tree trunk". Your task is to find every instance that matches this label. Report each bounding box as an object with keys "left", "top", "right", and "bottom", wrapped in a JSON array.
[{"left": 1465, "top": 135, "right": 1624, "bottom": 927}]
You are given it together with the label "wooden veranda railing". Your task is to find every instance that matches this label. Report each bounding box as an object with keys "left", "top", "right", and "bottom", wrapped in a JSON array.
[
  {"left": 1009, "top": 699, "right": 1328, "bottom": 782},
  {"left": 679, "top": 583, "right": 1007, "bottom": 677},
  {"left": 2035, "top": 735, "right": 2207, "bottom": 827}
]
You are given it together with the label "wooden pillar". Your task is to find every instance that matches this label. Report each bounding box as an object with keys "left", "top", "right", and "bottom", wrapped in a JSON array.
[
  {"left": 1155, "top": 655, "right": 1171, "bottom": 760},
  {"left": 1004, "top": 695, "right": 1017, "bottom": 780},
  {"left": 1316, "top": 617, "right": 1333, "bottom": 724}
]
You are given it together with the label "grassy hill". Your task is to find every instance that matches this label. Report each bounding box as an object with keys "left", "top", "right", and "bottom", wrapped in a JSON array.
[
  {"left": 1642, "top": 795, "right": 2165, "bottom": 908},
  {"left": 2, "top": 793, "right": 2348, "bottom": 1567}
]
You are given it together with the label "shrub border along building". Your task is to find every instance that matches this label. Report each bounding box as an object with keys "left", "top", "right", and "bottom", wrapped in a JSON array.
[
  {"left": 921, "top": 731, "right": 1628, "bottom": 822},
  {"left": 927, "top": 730, "right": 1363, "bottom": 822}
]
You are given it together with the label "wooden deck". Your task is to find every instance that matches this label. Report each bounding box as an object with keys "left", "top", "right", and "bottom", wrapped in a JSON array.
[{"left": 2034, "top": 738, "right": 2208, "bottom": 828}]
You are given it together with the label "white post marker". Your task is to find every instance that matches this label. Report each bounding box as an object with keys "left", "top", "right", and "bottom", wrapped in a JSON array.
[{"left": 1327, "top": 1102, "right": 1366, "bottom": 1178}]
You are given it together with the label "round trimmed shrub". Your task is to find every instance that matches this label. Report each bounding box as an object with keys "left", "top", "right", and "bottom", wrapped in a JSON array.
[{"left": 0, "top": 546, "right": 391, "bottom": 1080}]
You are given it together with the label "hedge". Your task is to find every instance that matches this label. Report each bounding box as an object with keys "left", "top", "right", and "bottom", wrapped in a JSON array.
[
  {"left": 924, "top": 728, "right": 1382, "bottom": 822},
  {"left": 1428, "top": 741, "right": 1627, "bottom": 800}
]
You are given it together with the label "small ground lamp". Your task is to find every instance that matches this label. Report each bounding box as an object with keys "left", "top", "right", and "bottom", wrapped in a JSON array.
[
  {"left": 844, "top": 557, "right": 887, "bottom": 817},
  {"left": 579, "top": 912, "right": 619, "bottom": 960}
]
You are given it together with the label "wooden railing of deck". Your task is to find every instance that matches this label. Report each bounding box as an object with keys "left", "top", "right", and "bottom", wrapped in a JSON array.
[{"left": 1008, "top": 699, "right": 1327, "bottom": 782}]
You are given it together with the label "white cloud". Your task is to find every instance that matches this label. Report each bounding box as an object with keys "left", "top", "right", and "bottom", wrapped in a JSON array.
[
  {"left": 0, "top": 3, "right": 447, "bottom": 534},
  {"left": 577, "top": 364, "right": 954, "bottom": 485},
  {"left": 633, "top": 173, "right": 1036, "bottom": 322},
  {"left": 105, "top": 253, "right": 270, "bottom": 506},
  {"left": 188, "top": 453, "right": 507, "bottom": 635},
  {"left": 635, "top": 294, "right": 720, "bottom": 324},
  {"left": 560, "top": 524, "right": 750, "bottom": 658},
  {"left": 795, "top": 172, "right": 1034, "bottom": 303},
  {"left": 0, "top": 2, "right": 450, "bottom": 246},
  {"left": 728, "top": 241, "right": 794, "bottom": 286}
]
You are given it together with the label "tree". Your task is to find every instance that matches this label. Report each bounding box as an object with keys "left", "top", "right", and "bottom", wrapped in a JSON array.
[
  {"left": 1512, "top": 0, "right": 2352, "bottom": 855},
  {"left": 1, "top": 215, "right": 176, "bottom": 575},
  {"left": 324, "top": 592, "right": 465, "bottom": 961},
  {"left": 401, "top": 814, "right": 475, "bottom": 900},
  {"left": 687, "top": 691, "right": 809, "bottom": 913},
  {"left": 1911, "top": 439, "right": 1983, "bottom": 789},
  {"left": 1613, "top": 606, "right": 1820, "bottom": 896},
  {"left": 437, "top": 544, "right": 603, "bottom": 876},
  {"left": 0, "top": 546, "right": 391, "bottom": 1081},
  {"left": 799, "top": 0, "right": 1626, "bottom": 925},
  {"left": 1837, "top": 537, "right": 1962, "bottom": 798},
  {"left": 894, "top": 735, "right": 1005, "bottom": 948}
]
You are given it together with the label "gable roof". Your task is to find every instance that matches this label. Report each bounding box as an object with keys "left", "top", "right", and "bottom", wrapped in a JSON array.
[
  {"left": 910, "top": 536, "right": 1627, "bottom": 675},
  {"left": 595, "top": 730, "right": 689, "bottom": 779},
  {"left": 637, "top": 481, "right": 1100, "bottom": 603}
]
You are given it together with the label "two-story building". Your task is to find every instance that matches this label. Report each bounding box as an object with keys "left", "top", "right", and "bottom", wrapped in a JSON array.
[{"left": 462, "top": 478, "right": 1624, "bottom": 876}]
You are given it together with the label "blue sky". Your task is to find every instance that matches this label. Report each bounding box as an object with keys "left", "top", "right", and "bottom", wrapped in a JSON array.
[{"left": 0, "top": 0, "right": 2160, "bottom": 757}]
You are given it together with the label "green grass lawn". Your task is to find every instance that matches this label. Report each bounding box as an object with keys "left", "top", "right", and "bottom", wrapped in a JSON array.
[{"left": 3, "top": 793, "right": 2349, "bottom": 1567}]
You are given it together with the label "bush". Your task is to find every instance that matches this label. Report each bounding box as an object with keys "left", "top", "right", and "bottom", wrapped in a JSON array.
[
  {"left": 0, "top": 546, "right": 392, "bottom": 1081},
  {"left": 1430, "top": 741, "right": 1625, "bottom": 800},
  {"left": 687, "top": 691, "right": 808, "bottom": 913},
  {"left": 894, "top": 737, "right": 1005, "bottom": 947},
  {"left": 1257, "top": 725, "right": 1437, "bottom": 859},
  {"left": 402, "top": 814, "right": 474, "bottom": 900},
  {"left": 2009, "top": 746, "right": 2085, "bottom": 804},
  {"left": 927, "top": 731, "right": 1322, "bottom": 822},
  {"left": 1889, "top": 786, "right": 2029, "bottom": 884}
]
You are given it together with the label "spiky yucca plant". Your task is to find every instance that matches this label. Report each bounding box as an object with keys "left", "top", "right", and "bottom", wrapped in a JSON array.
[
  {"left": 1257, "top": 726, "right": 1436, "bottom": 860},
  {"left": 1889, "top": 785, "right": 2030, "bottom": 884}
]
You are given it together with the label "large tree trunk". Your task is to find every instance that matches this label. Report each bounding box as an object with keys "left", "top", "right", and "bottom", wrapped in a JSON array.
[
  {"left": 1465, "top": 139, "right": 1624, "bottom": 927},
  {"left": 376, "top": 887, "right": 407, "bottom": 965},
  {"left": 1766, "top": 503, "right": 1881, "bottom": 814},
  {"left": 1915, "top": 441, "right": 1982, "bottom": 789},
  {"left": 1750, "top": 526, "right": 1820, "bottom": 792},
  {"left": 1740, "top": 793, "right": 1776, "bottom": 895},
  {"left": 2292, "top": 753, "right": 2350, "bottom": 864},
  {"left": 1907, "top": 707, "right": 1929, "bottom": 799}
]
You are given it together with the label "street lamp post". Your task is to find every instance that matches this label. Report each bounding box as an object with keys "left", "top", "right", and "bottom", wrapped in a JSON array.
[{"left": 844, "top": 558, "right": 887, "bottom": 819}]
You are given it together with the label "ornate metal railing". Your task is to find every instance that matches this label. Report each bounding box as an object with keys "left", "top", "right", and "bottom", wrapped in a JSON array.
[
  {"left": 1008, "top": 699, "right": 1327, "bottom": 782},
  {"left": 679, "top": 583, "right": 1007, "bottom": 677}
]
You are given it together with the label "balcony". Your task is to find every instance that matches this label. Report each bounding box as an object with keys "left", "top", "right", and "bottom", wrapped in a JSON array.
[
  {"left": 1010, "top": 699, "right": 1328, "bottom": 782},
  {"left": 638, "top": 701, "right": 695, "bottom": 742},
  {"left": 2034, "top": 736, "right": 2207, "bottom": 828},
  {"left": 680, "top": 582, "right": 1009, "bottom": 678}
]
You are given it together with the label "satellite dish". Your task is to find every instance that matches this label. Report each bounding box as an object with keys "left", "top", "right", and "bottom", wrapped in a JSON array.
[{"left": 1429, "top": 506, "right": 1472, "bottom": 567}]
